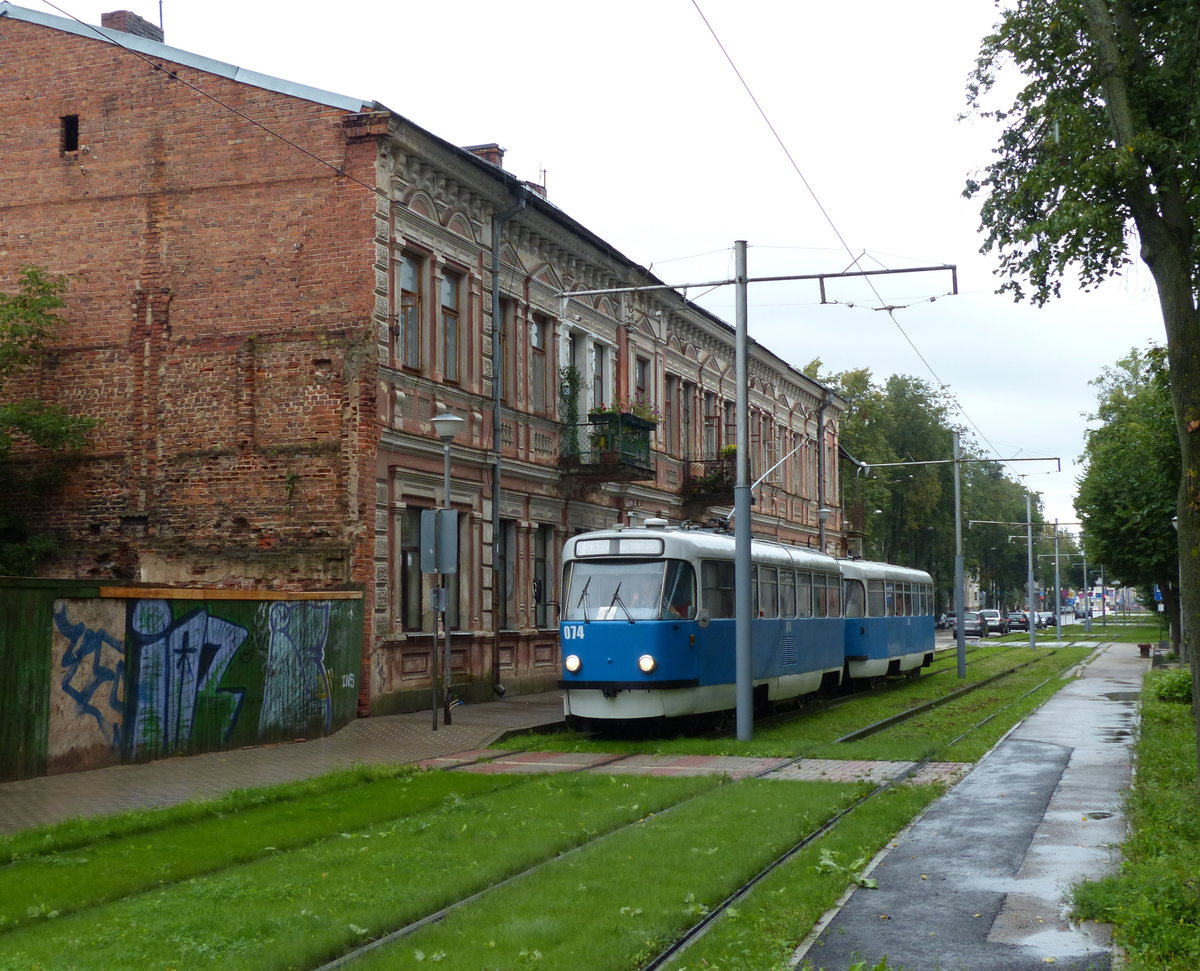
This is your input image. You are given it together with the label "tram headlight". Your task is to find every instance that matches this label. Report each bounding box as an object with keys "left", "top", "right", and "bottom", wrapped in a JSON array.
[
  {"left": 564, "top": 654, "right": 582, "bottom": 673},
  {"left": 637, "top": 654, "right": 657, "bottom": 673}
]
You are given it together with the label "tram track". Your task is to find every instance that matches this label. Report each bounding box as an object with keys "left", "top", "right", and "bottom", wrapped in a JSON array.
[
  {"left": 314, "top": 645, "right": 1085, "bottom": 969},
  {"left": 639, "top": 666, "right": 1069, "bottom": 969}
]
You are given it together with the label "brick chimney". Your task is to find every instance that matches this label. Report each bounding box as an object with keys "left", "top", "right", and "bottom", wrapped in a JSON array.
[
  {"left": 101, "top": 10, "right": 164, "bottom": 44},
  {"left": 464, "top": 143, "right": 505, "bottom": 168}
]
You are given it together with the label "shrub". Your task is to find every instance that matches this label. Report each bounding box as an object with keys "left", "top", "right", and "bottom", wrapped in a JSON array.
[{"left": 1151, "top": 668, "right": 1194, "bottom": 704}]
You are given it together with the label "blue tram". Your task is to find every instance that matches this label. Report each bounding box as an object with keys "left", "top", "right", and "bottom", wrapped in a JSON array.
[{"left": 557, "top": 519, "right": 935, "bottom": 726}]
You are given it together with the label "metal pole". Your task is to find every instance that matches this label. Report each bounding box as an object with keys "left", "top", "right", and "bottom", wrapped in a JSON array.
[
  {"left": 1053, "top": 521, "right": 1062, "bottom": 639},
  {"left": 442, "top": 439, "right": 453, "bottom": 726},
  {"left": 1083, "top": 551, "right": 1091, "bottom": 633},
  {"left": 1026, "top": 494, "right": 1036, "bottom": 649},
  {"left": 734, "top": 240, "right": 753, "bottom": 741},
  {"left": 1100, "top": 565, "right": 1107, "bottom": 628},
  {"left": 953, "top": 432, "right": 966, "bottom": 678}
]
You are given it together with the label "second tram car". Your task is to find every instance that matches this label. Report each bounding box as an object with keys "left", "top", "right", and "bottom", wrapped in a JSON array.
[
  {"left": 840, "top": 559, "right": 936, "bottom": 679},
  {"left": 558, "top": 519, "right": 935, "bottom": 727}
]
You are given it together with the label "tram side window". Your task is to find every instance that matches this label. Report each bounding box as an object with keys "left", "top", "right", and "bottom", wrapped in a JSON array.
[
  {"left": 701, "top": 560, "right": 736, "bottom": 619},
  {"left": 780, "top": 569, "right": 796, "bottom": 617},
  {"left": 826, "top": 574, "right": 842, "bottom": 617},
  {"left": 867, "top": 579, "right": 886, "bottom": 618},
  {"left": 896, "top": 583, "right": 908, "bottom": 616},
  {"left": 814, "top": 574, "right": 828, "bottom": 617},
  {"left": 661, "top": 560, "right": 696, "bottom": 619},
  {"left": 797, "top": 572, "right": 813, "bottom": 618},
  {"left": 885, "top": 581, "right": 896, "bottom": 617},
  {"left": 844, "top": 578, "right": 865, "bottom": 618},
  {"left": 759, "top": 566, "right": 778, "bottom": 617}
]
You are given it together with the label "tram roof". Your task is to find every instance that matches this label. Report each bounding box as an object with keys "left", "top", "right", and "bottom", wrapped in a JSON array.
[
  {"left": 564, "top": 525, "right": 842, "bottom": 572},
  {"left": 837, "top": 559, "right": 933, "bottom": 584}
]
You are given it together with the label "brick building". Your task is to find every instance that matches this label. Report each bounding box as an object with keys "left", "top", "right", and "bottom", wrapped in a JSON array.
[{"left": 0, "top": 4, "right": 845, "bottom": 721}]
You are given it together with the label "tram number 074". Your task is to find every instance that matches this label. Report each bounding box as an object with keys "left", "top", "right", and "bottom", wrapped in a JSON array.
[{"left": 561, "top": 624, "right": 586, "bottom": 641}]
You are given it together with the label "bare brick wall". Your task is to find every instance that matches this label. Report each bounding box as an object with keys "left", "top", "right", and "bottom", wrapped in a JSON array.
[{"left": 0, "top": 18, "right": 382, "bottom": 598}]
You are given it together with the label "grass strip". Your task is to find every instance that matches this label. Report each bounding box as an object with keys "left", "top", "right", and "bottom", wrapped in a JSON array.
[
  {"left": 354, "top": 779, "right": 863, "bottom": 971},
  {"left": 502, "top": 645, "right": 1081, "bottom": 761},
  {"left": 829, "top": 646, "right": 1092, "bottom": 762},
  {"left": 0, "top": 762, "right": 423, "bottom": 865},
  {"left": 0, "top": 769, "right": 527, "bottom": 931},
  {"left": 0, "top": 774, "right": 718, "bottom": 970},
  {"left": 671, "top": 784, "right": 943, "bottom": 970},
  {"left": 1071, "top": 669, "right": 1200, "bottom": 969}
]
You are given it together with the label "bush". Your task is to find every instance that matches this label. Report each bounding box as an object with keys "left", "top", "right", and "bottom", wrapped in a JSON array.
[{"left": 1151, "top": 668, "right": 1194, "bottom": 704}]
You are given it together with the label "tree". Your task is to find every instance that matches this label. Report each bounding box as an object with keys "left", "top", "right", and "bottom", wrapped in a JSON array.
[
  {"left": 0, "top": 268, "right": 97, "bottom": 574},
  {"left": 1076, "top": 345, "right": 1180, "bottom": 642},
  {"left": 964, "top": 0, "right": 1200, "bottom": 754},
  {"left": 825, "top": 364, "right": 1041, "bottom": 613}
]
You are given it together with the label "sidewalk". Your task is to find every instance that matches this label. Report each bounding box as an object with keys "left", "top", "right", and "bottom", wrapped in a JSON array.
[
  {"left": 795, "top": 640, "right": 1147, "bottom": 970},
  {"left": 0, "top": 690, "right": 566, "bottom": 835}
]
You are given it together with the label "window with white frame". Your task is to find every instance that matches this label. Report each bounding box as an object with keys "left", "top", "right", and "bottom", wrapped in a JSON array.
[
  {"left": 531, "top": 315, "right": 549, "bottom": 413},
  {"left": 441, "top": 270, "right": 461, "bottom": 383},
  {"left": 398, "top": 254, "right": 423, "bottom": 370},
  {"left": 590, "top": 341, "right": 607, "bottom": 409}
]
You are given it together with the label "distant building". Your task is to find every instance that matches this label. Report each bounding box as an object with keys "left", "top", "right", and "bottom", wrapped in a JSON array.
[{"left": 0, "top": 3, "right": 845, "bottom": 718}]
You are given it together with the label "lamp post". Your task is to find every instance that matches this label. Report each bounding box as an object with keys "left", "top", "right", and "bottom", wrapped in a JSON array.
[{"left": 431, "top": 408, "right": 465, "bottom": 726}]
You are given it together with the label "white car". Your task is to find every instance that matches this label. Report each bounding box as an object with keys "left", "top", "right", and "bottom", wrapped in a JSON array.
[{"left": 978, "top": 609, "right": 1008, "bottom": 634}]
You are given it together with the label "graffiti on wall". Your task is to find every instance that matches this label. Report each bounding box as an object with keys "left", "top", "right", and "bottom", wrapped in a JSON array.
[
  {"left": 258, "top": 599, "right": 334, "bottom": 736},
  {"left": 128, "top": 599, "right": 248, "bottom": 757},
  {"left": 42, "top": 594, "right": 360, "bottom": 770},
  {"left": 50, "top": 600, "right": 128, "bottom": 769}
]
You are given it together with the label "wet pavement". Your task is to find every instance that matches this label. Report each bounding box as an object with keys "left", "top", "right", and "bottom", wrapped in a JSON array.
[{"left": 795, "top": 641, "right": 1146, "bottom": 970}]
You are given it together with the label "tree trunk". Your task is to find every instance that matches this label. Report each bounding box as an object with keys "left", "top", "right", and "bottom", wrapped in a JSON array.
[{"left": 1081, "top": 0, "right": 1200, "bottom": 765}]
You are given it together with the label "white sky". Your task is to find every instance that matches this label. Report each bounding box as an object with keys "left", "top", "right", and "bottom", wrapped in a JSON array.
[{"left": 28, "top": 0, "right": 1167, "bottom": 530}]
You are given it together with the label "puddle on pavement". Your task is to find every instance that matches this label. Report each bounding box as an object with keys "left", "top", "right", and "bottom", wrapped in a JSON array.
[
  {"left": 1102, "top": 692, "right": 1140, "bottom": 702},
  {"left": 1083, "top": 811, "right": 1113, "bottom": 820}
]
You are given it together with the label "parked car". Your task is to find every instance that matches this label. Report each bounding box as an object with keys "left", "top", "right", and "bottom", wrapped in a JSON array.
[
  {"left": 979, "top": 609, "right": 1008, "bottom": 634},
  {"left": 1039, "top": 611, "right": 1055, "bottom": 628},
  {"left": 1006, "top": 611, "right": 1030, "bottom": 632},
  {"left": 958, "top": 610, "right": 988, "bottom": 638}
]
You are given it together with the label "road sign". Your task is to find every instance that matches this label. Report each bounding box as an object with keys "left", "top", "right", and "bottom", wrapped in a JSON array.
[{"left": 420, "top": 508, "right": 458, "bottom": 575}]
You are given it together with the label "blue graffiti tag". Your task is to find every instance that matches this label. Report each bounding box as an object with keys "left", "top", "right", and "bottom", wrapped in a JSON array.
[
  {"left": 129, "top": 600, "right": 248, "bottom": 756},
  {"left": 52, "top": 605, "right": 126, "bottom": 745}
]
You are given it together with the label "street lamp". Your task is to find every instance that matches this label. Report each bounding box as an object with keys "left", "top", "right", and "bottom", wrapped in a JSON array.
[{"left": 430, "top": 408, "right": 465, "bottom": 725}]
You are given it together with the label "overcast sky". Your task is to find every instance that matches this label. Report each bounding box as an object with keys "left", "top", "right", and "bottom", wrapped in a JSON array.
[{"left": 27, "top": 0, "right": 1168, "bottom": 532}]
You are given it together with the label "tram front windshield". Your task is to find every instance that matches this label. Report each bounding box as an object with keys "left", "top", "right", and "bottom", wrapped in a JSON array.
[{"left": 563, "top": 558, "right": 695, "bottom": 621}]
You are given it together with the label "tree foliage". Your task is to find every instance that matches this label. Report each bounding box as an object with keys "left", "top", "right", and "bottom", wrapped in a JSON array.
[
  {"left": 964, "top": 0, "right": 1200, "bottom": 756},
  {"left": 1076, "top": 344, "right": 1180, "bottom": 638},
  {"left": 826, "top": 365, "right": 1044, "bottom": 610},
  {"left": 0, "top": 268, "right": 97, "bottom": 574}
]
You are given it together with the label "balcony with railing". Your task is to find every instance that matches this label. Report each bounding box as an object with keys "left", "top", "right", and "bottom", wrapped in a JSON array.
[
  {"left": 680, "top": 451, "right": 736, "bottom": 513},
  {"left": 559, "top": 412, "right": 655, "bottom": 481}
]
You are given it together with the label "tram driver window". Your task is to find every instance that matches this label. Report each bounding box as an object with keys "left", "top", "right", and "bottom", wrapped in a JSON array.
[{"left": 661, "top": 560, "right": 696, "bottom": 619}]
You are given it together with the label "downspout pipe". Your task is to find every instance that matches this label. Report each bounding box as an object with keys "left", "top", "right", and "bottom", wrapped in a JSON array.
[
  {"left": 816, "top": 393, "right": 832, "bottom": 553},
  {"left": 490, "top": 189, "right": 526, "bottom": 695}
]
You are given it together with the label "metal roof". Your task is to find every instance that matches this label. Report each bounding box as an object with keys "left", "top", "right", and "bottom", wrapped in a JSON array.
[{"left": 0, "top": 1, "right": 372, "bottom": 113}]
